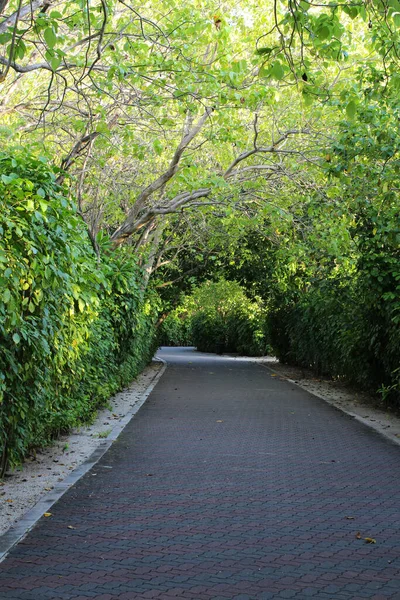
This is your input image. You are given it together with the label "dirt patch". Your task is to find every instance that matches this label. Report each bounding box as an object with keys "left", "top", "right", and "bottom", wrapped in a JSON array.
[{"left": 0, "top": 361, "right": 162, "bottom": 537}]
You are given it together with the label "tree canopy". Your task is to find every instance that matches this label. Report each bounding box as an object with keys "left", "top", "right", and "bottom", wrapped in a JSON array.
[{"left": 0, "top": 0, "right": 399, "bottom": 469}]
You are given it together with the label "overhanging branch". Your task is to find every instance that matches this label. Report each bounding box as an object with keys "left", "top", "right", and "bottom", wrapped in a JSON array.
[{"left": 110, "top": 108, "right": 213, "bottom": 246}]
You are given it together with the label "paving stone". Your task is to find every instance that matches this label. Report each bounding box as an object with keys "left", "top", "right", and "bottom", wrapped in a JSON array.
[{"left": 0, "top": 347, "right": 399, "bottom": 599}]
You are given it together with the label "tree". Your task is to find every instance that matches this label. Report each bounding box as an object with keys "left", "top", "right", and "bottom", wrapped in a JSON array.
[{"left": 0, "top": 1, "right": 328, "bottom": 270}]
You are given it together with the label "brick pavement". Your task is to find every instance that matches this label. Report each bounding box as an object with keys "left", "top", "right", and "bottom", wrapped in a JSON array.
[{"left": 0, "top": 347, "right": 399, "bottom": 599}]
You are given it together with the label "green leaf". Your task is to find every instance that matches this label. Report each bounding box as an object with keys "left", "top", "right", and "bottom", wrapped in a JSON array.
[
  {"left": 256, "top": 47, "right": 272, "bottom": 56},
  {"left": 317, "top": 26, "right": 330, "bottom": 41},
  {"left": 37, "top": 187, "right": 46, "bottom": 197},
  {"left": 3, "top": 289, "right": 11, "bottom": 303},
  {"left": 1, "top": 173, "right": 17, "bottom": 184},
  {"left": 50, "top": 56, "right": 62, "bottom": 71},
  {"left": 346, "top": 100, "right": 357, "bottom": 119},
  {"left": 44, "top": 28, "right": 57, "bottom": 49},
  {"left": 153, "top": 139, "right": 163, "bottom": 156},
  {"left": 0, "top": 32, "right": 12, "bottom": 44},
  {"left": 271, "top": 62, "right": 285, "bottom": 81},
  {"left": 12, "top": 333, "right": 21, "bottom": 344}
]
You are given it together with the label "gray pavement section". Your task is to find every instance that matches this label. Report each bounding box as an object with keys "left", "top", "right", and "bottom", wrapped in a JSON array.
[{"left": 0, "top": 346, "right": 399, "bottom": 600}]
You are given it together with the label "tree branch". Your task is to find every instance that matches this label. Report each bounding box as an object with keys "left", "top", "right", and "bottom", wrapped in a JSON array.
[
  {"left": 0, "top": 0, "right": 10, "bottom": 15},
  {"left": 56, "top": 132, "right": 100, "bottom": 185},
  {"left": 0, "top": 54, "right": 75, "bottom": 74},
  {"left": 0, "top": 0, "right": 53, "bottom": 34},
  {"left": 110, "top": 108, "right": 213, "bottom": 246},
  {"left": 224, "top": 128, "right": 310, "bottom": 178}
]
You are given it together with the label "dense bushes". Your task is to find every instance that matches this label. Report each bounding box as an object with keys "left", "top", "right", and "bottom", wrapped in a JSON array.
[
  {"left": 0, "top": 152, "right": 159, "bottom": 473},
  {"left": 159, "top": 309, "right": 194, "bottom": 347},
  {"left": 267, "top": 102, "right": 400, "bottom": 406},
  {"left": 161, "top": 280, "right": 270, "bottom": 356},
  {"left": 269, "top": 272, "right": 400, "bottom": 404}
]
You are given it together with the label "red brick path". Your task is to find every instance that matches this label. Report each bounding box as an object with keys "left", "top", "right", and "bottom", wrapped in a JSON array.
[{"left": 1, "top": 348, "right": 399, "bottom": 599}]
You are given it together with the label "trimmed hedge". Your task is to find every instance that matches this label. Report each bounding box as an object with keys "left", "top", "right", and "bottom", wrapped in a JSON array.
[
  {"left": 268, "top": 274, "right": 400, "bottom": 405},
  {"left": 161, "top": 280, "right": 270, "bottom": 356},
  {"left": 0, "top": 152, "right": 159, "bottom": 473}
]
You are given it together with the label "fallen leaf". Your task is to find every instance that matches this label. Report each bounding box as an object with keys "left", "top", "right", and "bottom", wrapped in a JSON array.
[
  {"left": 270, "top": 374, "right": 277, "bottom": 377},
  {"left": 365, "top": 537, "right": 376, "bottom": 544},
  {"left": 345, "top": 516, "right": 355, "bottom": 520},
  {"left": 216, "top": 420, "right": 223, "bottom": 423},
  {"left": 67, "top": 525, "right": 76, "bottom": 530},
  {"left": 43, "top": 512, "right": 52, "bottom": 517},
  {"left": 356, "top": 532, "right": 361, "bottom": 539}
]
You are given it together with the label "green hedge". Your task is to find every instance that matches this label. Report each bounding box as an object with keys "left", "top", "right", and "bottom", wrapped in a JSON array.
[
  {"left": 268, "top": 274, "right": 400, "bottom": 405},
  {"left": 159, "top": 310, "right": 193, "bottom": 346},
  {"left": 0, "top": 151, "right": 159, "bottom": 473},
  {"left": 161, "top": 280, "right": 270, "bottom": 356}
]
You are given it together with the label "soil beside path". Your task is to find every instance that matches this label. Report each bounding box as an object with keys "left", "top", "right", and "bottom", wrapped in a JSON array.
[{"left": 0, "top": 347, "right": 399, "bottom": 600}]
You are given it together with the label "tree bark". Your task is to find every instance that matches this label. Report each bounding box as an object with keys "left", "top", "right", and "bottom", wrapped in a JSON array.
[
  {"left": 110, "top": 108, "right": 213, "bottom": 247},
  {"left": 0, "top": 0, "right": 53, "bottom": 34}
]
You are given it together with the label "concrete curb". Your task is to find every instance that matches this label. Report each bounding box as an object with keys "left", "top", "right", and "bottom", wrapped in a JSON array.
[
  {"left": 0, "top": 357, "right": 167, "bottom": 563},
  {"left": 256, "top": 360, "right": 400, "bottom": 448}
]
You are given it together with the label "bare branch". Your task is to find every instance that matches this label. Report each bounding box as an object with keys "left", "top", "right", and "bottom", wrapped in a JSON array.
[
  {"left": 110, "top": 108, "right": 213, "bottom": 245},
  {"left": 0, "top": 0, "right": 10, "bottom": 15},
  {"left": 224, "top": 128, "right": 310, "bottom": 178},
  {"left": 0, "top": 0, "right": 21, "bottom": 83},
  {"left": 0, "top": 54, "right": 73, "bottom": 73},
  {"left": 0, "top": 0, "right": 54, "bottom": 34},
  {"left": 127, "top": 187, "right": 212, "bottom": 233},
  {"left": 56, "top": 132, "right": 100, "bottom": 184}
]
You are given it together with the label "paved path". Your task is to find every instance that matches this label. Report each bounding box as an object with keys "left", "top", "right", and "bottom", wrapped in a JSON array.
[{"left": 1, "top": 347, "right": 400, "bottom": 600}]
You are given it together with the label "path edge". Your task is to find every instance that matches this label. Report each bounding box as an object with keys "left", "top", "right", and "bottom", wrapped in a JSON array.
[
  {"left": 256, "top": 360, "right": 400, "bottom": 448},
  {"left": 0, "top": 357, "right": 167, "bottom": 563}
]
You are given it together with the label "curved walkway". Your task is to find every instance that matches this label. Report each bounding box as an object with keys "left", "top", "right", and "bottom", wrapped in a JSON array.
[{"left": 0, "top": 347, "right": 399, "bottom": 599}]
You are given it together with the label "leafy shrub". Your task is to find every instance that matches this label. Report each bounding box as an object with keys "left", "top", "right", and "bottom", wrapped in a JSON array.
[
  {"left": 162, "top": 279, "right": 270, "bottom": 356},
  {"left": 0, "top": 151, "right": 159, "bottom": 473},
  {"left": 159, "top": 309, "right": 193, "bottom": 346},
  {"left": 268, "top": 272, "right": 400, "bottom": 405}
]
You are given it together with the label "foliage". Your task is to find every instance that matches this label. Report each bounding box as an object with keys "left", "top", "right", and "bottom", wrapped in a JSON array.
[
  {"left": 0, "top": 152, "right": 159, "bottom": 473},
  {"left": 159, "top": 309, "right": 194, "bottom": 347},
  {"left": 269, "top": 272, "right": 400, "bottom": 403},
  {"left": 0, "top": 0, "right": 399, "bottom": 465},
  {"left": 161, "top": 280, "right": 270, "bottom": 356},
  {"left": 264, "top": 92, "right": 400, "bottom": 404}
]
